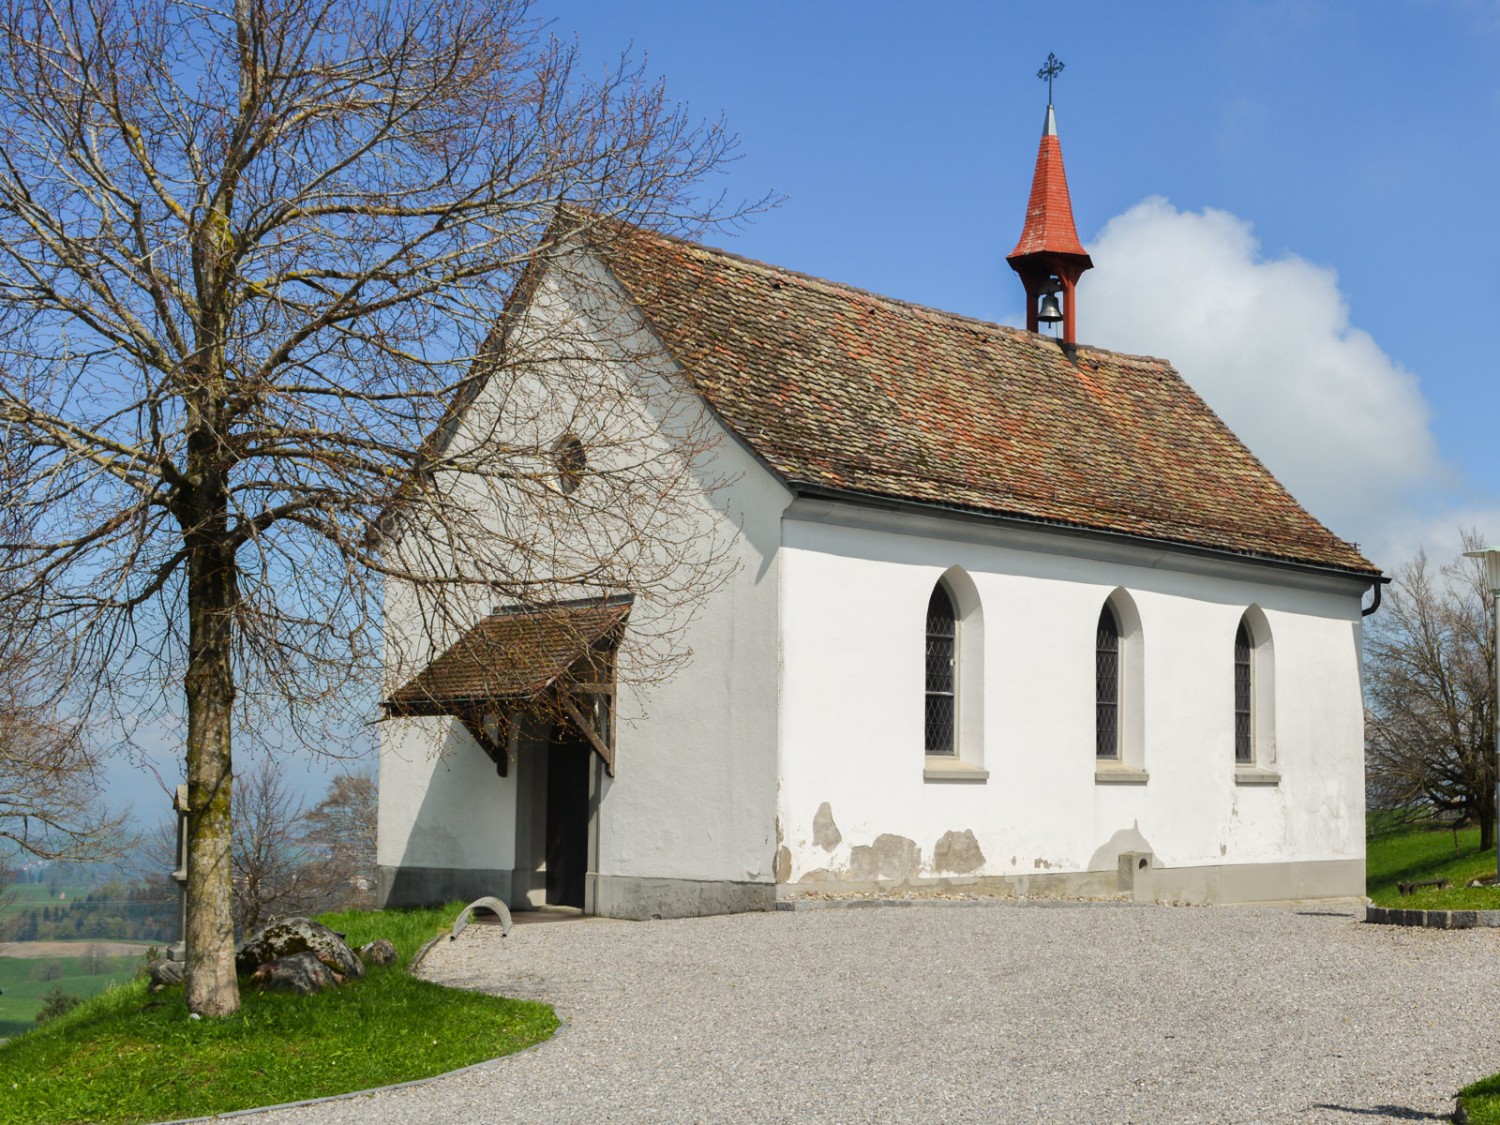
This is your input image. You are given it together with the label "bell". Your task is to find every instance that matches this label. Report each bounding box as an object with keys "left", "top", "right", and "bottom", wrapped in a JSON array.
[{"left": 1037, "top": 291, "right": 1064, "bottom": 324}]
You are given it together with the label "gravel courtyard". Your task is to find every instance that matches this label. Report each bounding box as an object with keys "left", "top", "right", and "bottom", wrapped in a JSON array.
[{"left": 252, "top": 902, "right": 1497, "bottom": 1124}]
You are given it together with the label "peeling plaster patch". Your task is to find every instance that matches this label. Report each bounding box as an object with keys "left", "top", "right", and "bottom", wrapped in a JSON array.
[
  {"left": 812, "top": 802, "right": 843, "bottom": 851},
  {"left": 1220, "top": 843, "right": 1227, "bottom": 856},
  {"left": 1032, "top": 857, "right": 1054, "bottom": 870},
  {"left": 1087, "top": 822, "right": 1156, "bottom": 873},
  {"left": 853, "top": 834, "right": 920, "bottom": 882},
  {"left": 799, "top": 868, "right": 835, "bottom": 883},
  {"left": 848, "top": 845, "right": 878, "bottom": 882},
  {"left": 774, "top": 845, "right": 792, "bottom": 883},
  {"left": 933, "top": 829, "right": 984, "bottom": 874}
]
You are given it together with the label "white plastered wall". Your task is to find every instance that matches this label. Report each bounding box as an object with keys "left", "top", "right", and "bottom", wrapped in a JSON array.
[
  {"left": 377, "top": 241, "right": 788, "bottom": 897},
  {"left": 596, "top": 434, "right": 785, "bottom": 886},
  {"left": 776, "top": 507, "right": 1368, "bottom": 892}
]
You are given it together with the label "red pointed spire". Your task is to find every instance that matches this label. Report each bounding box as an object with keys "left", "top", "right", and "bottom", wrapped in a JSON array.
[
  {"left": 1009, "top": 105, "right": 1090, "bottom": 261},
  {"left": 1008, "top": 100, "right": 1092, "bottom": 344}
]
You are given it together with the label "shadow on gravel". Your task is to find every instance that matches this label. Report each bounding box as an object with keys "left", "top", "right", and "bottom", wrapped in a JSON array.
[
  {"left": 1310, "top": 1104, "right": 1449, "bottom": 1120},
  {"left": 1295, "top": 910, "right": 1357, "bottom": 918}
]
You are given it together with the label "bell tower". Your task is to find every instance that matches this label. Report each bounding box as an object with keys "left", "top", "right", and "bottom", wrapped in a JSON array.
[{"left": 1007, "top": 53, "right": 1092, "bottom": 345}]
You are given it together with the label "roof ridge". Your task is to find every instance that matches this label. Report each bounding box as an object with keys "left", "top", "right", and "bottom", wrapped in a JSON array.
[
  {"left": 594, "top": 216, "right": 1183, "bottom": 362},
  {"left": 488, "top": 592, "right": 635, "bottom": 617}
]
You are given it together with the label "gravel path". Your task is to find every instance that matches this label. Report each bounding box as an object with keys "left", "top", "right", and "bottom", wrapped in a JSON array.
[{"left": 248, "top": 902, "right": 1499, "bottom": 1124}]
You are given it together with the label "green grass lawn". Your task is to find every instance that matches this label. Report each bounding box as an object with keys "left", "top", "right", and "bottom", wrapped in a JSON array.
[
  {"left": 1364, "top": 820, "right": 1500, "bottom": 909},
  {"left": 0, "top": 904, "right": 558, "bottom": 1125},
  {"left": 0, "top": 953, "right": 144, "bottom": 1038},
  {"left": 1461, "top": 1074, "right": 1500, "bottom": 1125}
]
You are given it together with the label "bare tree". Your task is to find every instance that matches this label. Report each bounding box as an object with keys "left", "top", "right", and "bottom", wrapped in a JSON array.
[
  {"left": 83, "top": 943, "right": 110, "bottom": 974},
  {"left": 230, "top": 758, "right": 316, "bottom": 933},
  {"left": 0, "top": 635, "right": 122, "bottom": 863},
  {"left": 1365, "top": 531, "right": 1496, "bottom": 852},
  {"left": 0, "top": 0, "right": 751, "bottom": 1014},
  {"left": 0, "top": 426, "right": 123, "bottom": 866},
  {"left": 303, "top": 768, "right": 376, "bottom": 910}
]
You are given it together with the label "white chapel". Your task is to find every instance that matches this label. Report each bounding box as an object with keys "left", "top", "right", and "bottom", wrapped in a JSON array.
[{"left": 376, "top": 88, "right": 1382, "bottom": 918}]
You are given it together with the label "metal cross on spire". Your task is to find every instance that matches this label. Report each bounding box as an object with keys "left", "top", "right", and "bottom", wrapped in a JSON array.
[{"left": 1037, "top": 53, "right": 1065, "bottom": 104}]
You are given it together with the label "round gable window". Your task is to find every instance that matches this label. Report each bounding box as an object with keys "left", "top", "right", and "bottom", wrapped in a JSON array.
[{"left": 553, "top": 434, "right": 586, "bottom": 495}]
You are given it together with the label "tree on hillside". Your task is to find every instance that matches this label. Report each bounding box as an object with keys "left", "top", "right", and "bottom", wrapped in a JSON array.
[
  {"left": 303, "top": 769, "right": 377, "bottom": 908},
  {"left": 1365, "top": 531, "right": 1496, "bottom": 853},
  {"left": 230, "top": 759, "right": 315, "bottom": 933},
  {"left": 0, "top": 642, "right": 120, "bottom": 863},
  {"left": 144, "top": 761, "right": 374, "bottom": 934},
  {"left": 0, "top": 0, "right": 753, "bottom": 1014},
  {"left": 0, "top": 426, "right": 123, "bottom": 868}
]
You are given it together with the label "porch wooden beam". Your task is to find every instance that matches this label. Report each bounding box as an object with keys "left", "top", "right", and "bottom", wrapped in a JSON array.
[{"left": 561, "top": 694, "right": 615, "bottom": 778}]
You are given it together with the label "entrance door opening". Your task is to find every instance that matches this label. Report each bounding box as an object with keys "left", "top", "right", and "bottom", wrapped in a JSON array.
[{"left": 544, "top": 730, "right": 591, "bottom": 909}]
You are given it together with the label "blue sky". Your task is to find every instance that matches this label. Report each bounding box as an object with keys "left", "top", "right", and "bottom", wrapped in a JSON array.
[
  {"left": 96, "top": 0, "right": 1500, "bottom": 821},
  {"left": 545, "top": 0, "right": 1500, "bottom": 566}
]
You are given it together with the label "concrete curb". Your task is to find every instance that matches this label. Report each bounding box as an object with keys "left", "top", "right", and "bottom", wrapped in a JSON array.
[{"left": 1364, "top": 904, "right": 1500, "bottom": 929}]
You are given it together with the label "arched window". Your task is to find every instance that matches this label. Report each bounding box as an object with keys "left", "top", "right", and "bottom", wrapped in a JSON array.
[
  {"left": 1233, "top": 620, "right": 1253, "bottom": 764},
  {"left": 1096, "top": 604, "right": 1120, "bottom": 759},
  {"left": 923, "top": 570, "right": 986, "bottom": 779},
  {"left": 925, "top": 584, "right": 957, "bottom": 756},
  {"left": 1234, "top": 608, "right": 1276, "bottom": 779},
  {"left": 1095, "top": 590, "right": 1145, "bottom": 779}
]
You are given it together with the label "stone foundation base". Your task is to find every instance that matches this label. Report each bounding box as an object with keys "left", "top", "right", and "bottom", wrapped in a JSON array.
[
  {"left": 377, "top": 865, "right": 512, "bottom": 910},
  {"left": 776, "top": 856, "right": 1365, "bottom": 907},
  {"left": 590, "top": 874, "right": 776, "bottom": 920},
  {"left": 378, "top": 858, "right": 1364, "bottom": 917},
  {"left": 1131, "top": 856, "right": 1364, "bottom": 905}
]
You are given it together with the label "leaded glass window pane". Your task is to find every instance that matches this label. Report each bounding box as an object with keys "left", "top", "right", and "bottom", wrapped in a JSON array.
[
  {"left": 925, "top": 585, "right": 956, "bottom": 756},
  {"left": 926, "top": 693, "right": 955, "bottom": 755},
  {"left": 1234, "top": 620, "right": 1252, "bottom": 764},
  {"left": 1096, "top": 605, "right": 1119, "bottom": 759}
]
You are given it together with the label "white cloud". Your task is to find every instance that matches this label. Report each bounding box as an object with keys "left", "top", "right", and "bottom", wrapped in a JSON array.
[
  {"left": 1081, "top": 196, "right": 1459, "bottom": 567},
  {"left": 1356, "top": 502, "right": 1500, "bottom": 576}
]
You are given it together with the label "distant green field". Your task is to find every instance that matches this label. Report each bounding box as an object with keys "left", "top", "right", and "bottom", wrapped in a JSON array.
[
  {"left": 0, "top": 954, "right": 143, "bottom": 1039},
  {"left": 0, "top": 885, "right": 89, "bottom": 918}
]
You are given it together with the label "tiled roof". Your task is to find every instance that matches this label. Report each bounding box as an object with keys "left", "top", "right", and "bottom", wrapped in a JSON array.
[
  {"left": 581, "top": 218, "right": 1377, "bottom": 576},
  {"left": 385, "top": 597, "right": 630, "bottom": 713}
]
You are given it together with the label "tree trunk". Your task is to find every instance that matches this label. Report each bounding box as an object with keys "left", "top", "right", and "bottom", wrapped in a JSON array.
[
  {"left": 184, "top": 531, "right": 240, "bottom": 1016},
  {"left": 1482, "top": 787, "right": 1496, "bottom": 857}
]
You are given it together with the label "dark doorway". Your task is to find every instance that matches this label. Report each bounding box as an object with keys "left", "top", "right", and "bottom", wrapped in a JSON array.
[{"left": 545, "top": 730, "right": 591, "bottom": 909}]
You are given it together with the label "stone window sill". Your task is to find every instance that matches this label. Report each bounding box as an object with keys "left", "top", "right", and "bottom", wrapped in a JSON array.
[
  {"left": 1095, "top": 763, "right": 1150, "bottom": 785},
  {"left": 1235, "top": 767, "right": 1281, "bottom": 786},
  {"left": 923, "top": 757, "right": 989, "bottom": 783}
]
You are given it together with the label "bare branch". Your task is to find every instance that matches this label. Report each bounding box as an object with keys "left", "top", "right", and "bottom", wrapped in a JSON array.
[{"left": 0, "top": 0, "right": 761, "bottom": 1015}]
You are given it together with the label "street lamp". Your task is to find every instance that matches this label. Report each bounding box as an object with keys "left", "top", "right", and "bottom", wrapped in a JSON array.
[{"left": 1464, "top": 545, "right": 1500, "bottom": 880}]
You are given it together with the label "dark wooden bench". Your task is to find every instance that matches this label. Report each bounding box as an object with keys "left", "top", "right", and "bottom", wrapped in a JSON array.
[{"left": 1397, "top": 878, "right": 1449, "bottom": 896}]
